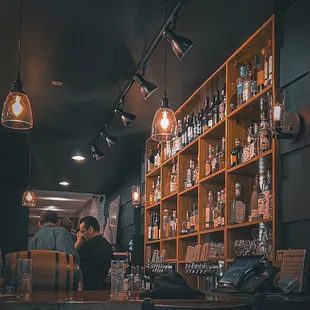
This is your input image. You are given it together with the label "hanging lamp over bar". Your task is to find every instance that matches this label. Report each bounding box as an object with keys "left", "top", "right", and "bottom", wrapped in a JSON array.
[
  {"left": 22, "top": 140, "right": 35, "bottom": 207},
  {"left": 1, "top": 0, "right": 33, "bottom": 130},
  {"left": 151, "top": 0, "right": 177, "bottom": 142}
]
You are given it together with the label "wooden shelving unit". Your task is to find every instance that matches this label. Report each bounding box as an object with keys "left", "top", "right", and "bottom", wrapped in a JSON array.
[{"left": 144, "top": 16, "right": 276, "bottom": 291}]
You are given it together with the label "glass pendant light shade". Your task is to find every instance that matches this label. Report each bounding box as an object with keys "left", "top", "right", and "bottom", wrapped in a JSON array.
[
  {"left": 2, "top": 90, "right": 33, "bottom": 130},
  {"left": 22, "top": 187, "right": 36, "bottom": 207},
  {"left": 151, "top": 97, "right": 177, "bottom": 142}
]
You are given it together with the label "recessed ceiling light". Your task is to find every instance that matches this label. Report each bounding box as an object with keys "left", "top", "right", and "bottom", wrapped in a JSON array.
[
  {"left": 59, "top": 181, "right": 69, "bottom": 186},
  {"left": 47, "top": 206, "right": 56, "bottom": 210},
  {"left": 71, "top": 155, "right": 85, "bottom": 161},
  {"left": 52, "top": 80, "right": 63, "bottom": 86}
]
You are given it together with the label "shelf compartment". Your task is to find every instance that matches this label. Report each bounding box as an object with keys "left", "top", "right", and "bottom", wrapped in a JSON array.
[
  {"left": 178, "top": 234, "right": 198, "bottom": 261},
  {"left": 161, "top": 156, "right": 178, "bottom": 198},
  {"left": 161, "top": 238, "right": 177, "bottom": 260},
  {"left": 145, "top": 240, "right": 160, "bottom": 245},
  {"left": 146, "top": 202, "right": 160, "bottom": 210},
  {"left": 162, "top": 192, "right": 177, "bottom": 202},
  {"left": 179, "top": 139, "right": 199, "bottom": 156},
  {"left": 199, "top": 227, "right": 225, "bottom": 235},
  {"left": 201, "top": 118, "right": 226, "bottom": 141},
  {"left": 146, "top": 165, "right": 161, "bottom": 178},
  {"left": 227, "top": 149, "right": 272, "bottom": 175},
  {"left": 178, "top": 232, "right": 198, "bottom": 240},
  {"left": 199, "top": 168, "right": 225, "bottom": 184},
  {"left": 179, "top": 184, "right": 199, "bottom": 197},
  {"left": 227, "top": 218, "right": 272, "bottom": 230}
]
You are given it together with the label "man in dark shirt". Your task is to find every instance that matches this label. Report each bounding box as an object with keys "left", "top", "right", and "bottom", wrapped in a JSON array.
[{"left": 75, "top": 216, "right": 113, "bottom": 290}]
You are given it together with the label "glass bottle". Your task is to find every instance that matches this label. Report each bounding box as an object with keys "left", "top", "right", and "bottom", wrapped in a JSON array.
[
  {"left": 205, "top": 145, "right": 213, "bottom": 176},
  {"left": 170, "top": 210, "right": 177, "bottom": 237},
  {"left": 133, "top": 266, "right": 142, "bottom": 291},
  {"left": 182, "top": 116, "right": 187, "bottom": 148},
  {"left": 259, "top": 98, "right": 271, "bottom": 154},
  {"left": 219, "top": 83, "right": 226, "bottom": 120},
  {"left": 181, "top": 215, "right": 188, "bottom": 235},
  {"left": 236, "top": 65, "right": 246, "bottom": 107},
  {"left": 230, "top": 138, "right": 242, "bottom": 167},
  {"left": 205, "top": 191, "right": 213, "bottom": 229},
  {"left": 147, "top": 149, "right": 155, "bottom": 173},
  {"left": 231, "top": 183, "right": 246, "bottom": 224},
  {"left": 216, "top": 192, "right": 222, "bottom": 228},
  {"left": 242, "top": 134, "right": 252, "bottom": 163},
  {"left": 251, "top": 55, "right": 259, "bottom": 97},
  {"left": 262, "top": 48, "right": 268, "bottom": 88},
  {"left": 163, "top": 209, "right": 171, "bottom": 238},
  {"left": 220, "top": 189, "right": 225, "bottom": 227},
  {"left": 242, "top": 62, "right": 252, "bottom": 103},
  {"left": 148, "top": 213, "right": 153, "bottom": 240},
  {"left": 219, "top": 137, "right": 225, "bottom": 170},
  {"left": 213, "top": 92, "right": 220, "bottom": 125},
  {"left": 175, "top": 120, "right": 182, "bottom": 152},
  {"left": 153, "top": 213, "right": 159, "bottom": 240},
  {"left": 203, "top": 97, "right": 210, "bottom": 132},
  {"left": 208, "top": 97, "right": 214, "bottom": 128},
  {"left": 264, "top": 170, "right": 272, "bottom": 219},
  {"left": 258, "top": 178, "right": 267, "bottom": 220},
  {"left": 250, "top": 175, "right": 260, "bottom": 222},
  {"left": 268, "top": 40, "right": 273, "bottom": 85},
  {"left": 149, "top": 182, "right": 155, "bottom": 205},
  {"left": 257, "top": 54, "right": 264, "bottom": 92},
  {"left": 186, "top": 212, "right": 191, "bottom": 234}
]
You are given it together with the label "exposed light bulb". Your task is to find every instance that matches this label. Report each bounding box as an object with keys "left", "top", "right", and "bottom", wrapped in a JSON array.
[
  {"left": 160, "top": 111, "right": 169, "bottom": 130},
  {"left": 133, "top": 191, "right": 139, "bottom": 201},
  {"left": 12, "top": 95, "right": 23, "bottom": 116},
  {"left": 26, "top": 192, "right": 33, "bottom": 201}
]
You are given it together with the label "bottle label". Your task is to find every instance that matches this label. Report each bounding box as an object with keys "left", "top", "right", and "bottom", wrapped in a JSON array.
[
  {"left": 211, "top": 159, "right": 217, "bottom": 172},
  {"left": 153, "top": 227, "right": 158, "bottom": 239},
  {"left": 251, "top": 81, "right": 258, "bottom": 95},
  {"left": 148, "top": 227, "right": 152, "bottom": 240},
  {"left": 258, "top": 196, "right": 265, "bottom": 218},
  {"left": 251, "top": 209, "right": 258, "bottom": 218},
  {"left": 243, "top": 81, "right": 251, "bottom": 103},
  {"left": 250, "top": 142, "right": 256, "bottom": 158},
  {"left": 165, "top": 223, "right": 170, "bottom": 238},
  {"left": 205, "top": 163, "right": 211, "bottom": 176},
  {"left": 260, "top": 129, "right": 271, "bottom": 152},
  {"left": 221, "top": 217, "right": 225, "bottom": 226},
  {"left": 242, "top": 147, "right": 251, "bottom": 162},
  {"left": 231, "top": 154, "right": 237, "bottom": 166},
  {"left": 268, "top": 56, "right": 272, "bottom": 84},
  {"left": 208, "top": 119, "right": 213, "bottom": 128},
  {"left": 205, "top": 208, "right": 210, "bottom": 226},
  {"left": 197, "top": 124, "right": 202, "bottom": 136},
  {"left": 186, "top": 221, "right": 190, "bottom": 230},
  {"left": 237, "top": 82, "right": 243, "bottom": 96},
  {"left": 219, "top": 103, "right": 225, "bottom": 120},
  {"left": 124, "top": 278, "right": 129, "bottom": 291},
  {"left": 264, "top": 61, "right": 268, "bottom": 86},
  {"left": 257, "top": 70, "right": 264, "bottom": 87},
  {"left": 264, "top": 190, "right": 270, "bottom": 219},
  {"left": 176, "top": 137, "right": 181, "bottom": 152},
  {"left": 145, "top": 282, "right": 151, "bottom": 291},
  {"left": 148, "top": 161, "right": 154, "bottom": 173},
  {"left": 235, "top": 201, "right": 245, "bottom": 224}
]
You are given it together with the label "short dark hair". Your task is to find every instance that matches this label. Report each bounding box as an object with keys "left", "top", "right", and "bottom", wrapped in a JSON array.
[
  {"left": 59, "top": 218, "right": 72, "bottom": 232},
  {"left": 39, "top": 211, "right": 59, "bottom": 225},
  {"left": 79, "top": 216, "right": 100, "bottom": 232}
]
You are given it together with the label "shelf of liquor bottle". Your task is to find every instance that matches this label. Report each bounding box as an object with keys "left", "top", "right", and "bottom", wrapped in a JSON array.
[
  {"left": 201, "top": 117, "right": 226, "bottom": 140},
  {"left": 178, "top": 232, "right": 198, "bottom": 239},
  {"left": 179, "top": 184, "right": 199, "bottom": 197},
  {"left": 199, "top": 168, "right": 225, "bottom": 185},
  {"left": 161, "top": 236, "right": 177, "bottom": 242},
  {"left": 161, "top": 153, "right": 178, "bottom": 167},
  {"left": 161, "top": 192, "right": 177, "bottom": 202},
  {"left": 226, "top": 217, "right": 272, "bottom": 230},
  {"left": 199, "top": 227, "right": 225, "bottom": 235},
  {"left": 227, "top": 84, "right": 273, "bottom": 121},
  {"left": 145, "top": 239, "right": 161, "bottom": 244},
  {"left": 146, "top": 202, "right": 160, "bottom": 210},
  {"left": 146, "top": 165, "right": 161, "bottom": 178},
  {"left": 227, "top": 149, "right": 272, "bottom": 175}
]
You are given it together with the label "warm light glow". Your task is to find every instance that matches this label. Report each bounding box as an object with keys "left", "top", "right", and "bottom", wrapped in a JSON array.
[
  {"left": 273, "top": 105, "right": 282, "bottom": 121},
  {"left": 12, "top": 95, "right": 23, "bottom": 116},
  {"left": 133, "top": 191, "right": 139, "bottom": 201},
  {"left": 131, "top": 185, "right": 140, "bottom": 206},
  {"left": 71, "top": 155, "right": 85, "bottom": 161},
  {"left": 160, "top": 111, "right": 170, "bottom": 130},
  {"left": 1, "top": 91, "right": 33, "bottom": 130},
  {"left": 22, "top": 190, "right": 36, "bottom": 207},
  {"left": 26, "top": 192, "right": 33, "bottom": 201},
  {"left": 59, "top": 181, "right": 69, "bottom": 186}
]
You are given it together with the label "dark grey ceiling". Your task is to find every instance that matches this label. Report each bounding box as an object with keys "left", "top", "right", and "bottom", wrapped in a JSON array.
[{"left": 0, "top": 0, "right": 287, "bottom": 194}]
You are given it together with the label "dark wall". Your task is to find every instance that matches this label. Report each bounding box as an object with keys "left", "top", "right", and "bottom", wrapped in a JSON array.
[
  {"left": 278, "top": 0, "right": 310, "bottom": 249},
  {"left": 105, "top": 152, "right": 144, "bottom": 251},
  {"left": 0, "top": 187, "right": 29, "bottom": 258}
]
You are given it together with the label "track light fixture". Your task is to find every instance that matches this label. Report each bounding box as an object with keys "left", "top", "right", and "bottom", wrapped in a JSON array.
[
  {"left": 100, "top": 131, "right": 118, "bottom": 148},
  {"left": 163, "top": 28, "right": 194, "bottom": 60},
  {"left": 133, "top": 73, "right": 158, "bottom": 99},
  {"left": 90, "top": 143, "right": 104, "bottom": 161},
  {"left": 115, "top": 108, "right": 136, "bottom": 127}
]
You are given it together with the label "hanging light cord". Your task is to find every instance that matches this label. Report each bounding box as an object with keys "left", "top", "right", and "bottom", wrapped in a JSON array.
[
  {"left": 164, "top": 0, "right": 168, "bottom": 98},
  {"left": 17, "top": 0, "right": 23, "bottom": 81},
  {"left": 28, "top": 142, "right": 32, "bottom": 188}
]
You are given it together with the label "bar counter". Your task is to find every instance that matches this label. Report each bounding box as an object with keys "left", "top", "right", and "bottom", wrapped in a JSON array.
[{"left": 1, "top": 290, "right": 310, "bottom": 310}]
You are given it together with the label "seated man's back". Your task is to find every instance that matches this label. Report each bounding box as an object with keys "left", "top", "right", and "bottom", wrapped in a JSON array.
[
  {"left": 28, "top": 211, "right": 80, "bottom": 264},
  {"left": 76, "top": 216, "right": 113, "bottom": 290}
]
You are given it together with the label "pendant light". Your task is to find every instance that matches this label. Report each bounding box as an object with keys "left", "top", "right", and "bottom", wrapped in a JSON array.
[
  {"left": 1, "top": 0, "right": 33, "bottom": 130},
  {"left": 151, "top": 1, "right": 177, "bottom": 142},
  {"left": 22, "top": 142, "right": 35, "bottom": 207}
]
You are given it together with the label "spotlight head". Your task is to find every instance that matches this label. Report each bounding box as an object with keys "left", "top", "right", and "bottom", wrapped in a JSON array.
[
  {"left": 115, "top": 108, "right": 136, "bottom": 127},
  {"left": 90, "top": 144, "right": 104, "bottom": 161},
  {"left": 100, "top": 131, "right": 118, "bottom": 148},
  {"left": 133, "top": 73, "right": 158, "bottom": 99},
  {"left": 163, "top": 28, "right": 194, "bottom": 60}
]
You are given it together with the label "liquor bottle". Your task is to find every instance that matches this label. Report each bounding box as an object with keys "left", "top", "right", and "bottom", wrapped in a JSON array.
[
  {"left": 230, "top": 183, "right": 243, "bottom": 224},
  {"left": 264, "top": 170, "right": 272, "bottom": 219},
  {"left": 205, "top": 145, "right": 213, "bottom": 176},
  {"left": 124, "top": 262, "right": 130, "bottom": 296},
  {"left": 236, "top": 65, "right": 246, "bottom": 107},
  {"left": 154, "top": 176, "right": 161, "bottom": 202},
  {"left": 205, "top": 191, "right": 213, "bottom": 229},
  {"left": 188, "top": 113, "right": 194, "bottom": 143},
  {"left": 144, "top": 261, "right": 152, "bottom": 291},
  {"left": 220, "top": 189, "right": 225, "bottom": 227},
  {"left": 193, "top": 115, "right": 198, "bottom": 139},
  {"left": 234, "top": 183, "right": 246, "bottom": 224},
  {"left": 219, "top": 137, "right": 225, "bottom": 170},
  {"left": 147, "top": 150, "right": 155, "bottom": 173},
  {"left": 230, "top": 138, "right": 242, "bottom": 167},
  {"left": 268, "top": 40, "right": 272, "bottom": 85},
  {"left": 193, "top": 203, "right": 198, "bottom": 232},
  {"left": 170, "top": 161, "right": 176, "bottom": 194},
  {"left": 170, "top": 210, "right": 177, "bottom": 237},
  {"left": 216, "top": 192, "right": 222, "bottom": 228},
  {"left": 197, "top": 112, "right": 202, "bottom": 136},
  {"left": 213, "top": 200, "right": 218, "bottom": 228},
  {"left": 257, "top": 54, "right": 264, "bottom": 92},
  {"left": 252, "top": 123, "right": 260, "bottom": 156},
  {"left": 163, "top": 209, "right": 171, "bottom": 238},
  {"left": 242, "top": 62, "right": 252, "bottom": 103},
  {"left": 250, "top": 175, "right": 260, "bottom": 222},
  {"left": 153, "top": 213, "right": 159, "bottom": 240},
  {"left": 186, "top": 212, "right": 191, "bottom": 233},
  {"left": 203, "top": 97, "right": 210, "bottom": 132},
  {"left": 140, "top": 266, "right": 145, "bottom": 290},
  {"left": 211, "top": 145, "right": 220, "bottom": 173},
  {"left": 259, "top": 98, "right": 271, "bottom": 154},
  {"left": 148, "top": 213, "right": 153, "bottom": 240},
  {"left": 190, "top": 205, "right": 196, "bottom": 233},
  {"left": 251, "top": 55, "right": 259, "bottom": 97},
  {"left": 182, "top": 116, "right": 187, "bottom": 147},
  {"left": 213, "top": 92, "right": 219, "bottom": 125},
  {"left": 219, "top": 83, "right": 226, "bottom": 120},
  {"left": 155, "top": 143, "right": 161, "bottom": 167},
  {"left": 208, "top": 97, "right": 214, "bottom": 128},
  {"left": 129, "top": 266, "right": 135, "bottom": 293},
  {"left": 149, "top": 182, "right": 155, "bottom": 204},
  {"left": 242, "top": 134, "right": 252, "bottom": 163},
  {"left": 262, "top": 48, "right": 268, "bottom": 88},
  {"left": 258, "top": 178, "right": 267, "bottom": 220},
  {"left": 133, "top": 266, "right": 142, "bottom": 290},
  {"left": 181, "top": 215, "right": 188, "bottom": 235}
]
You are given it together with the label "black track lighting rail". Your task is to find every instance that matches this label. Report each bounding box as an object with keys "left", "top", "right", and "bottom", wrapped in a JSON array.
[{"left": 91, "top": 0, "right": 185, "bottom": 145}]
